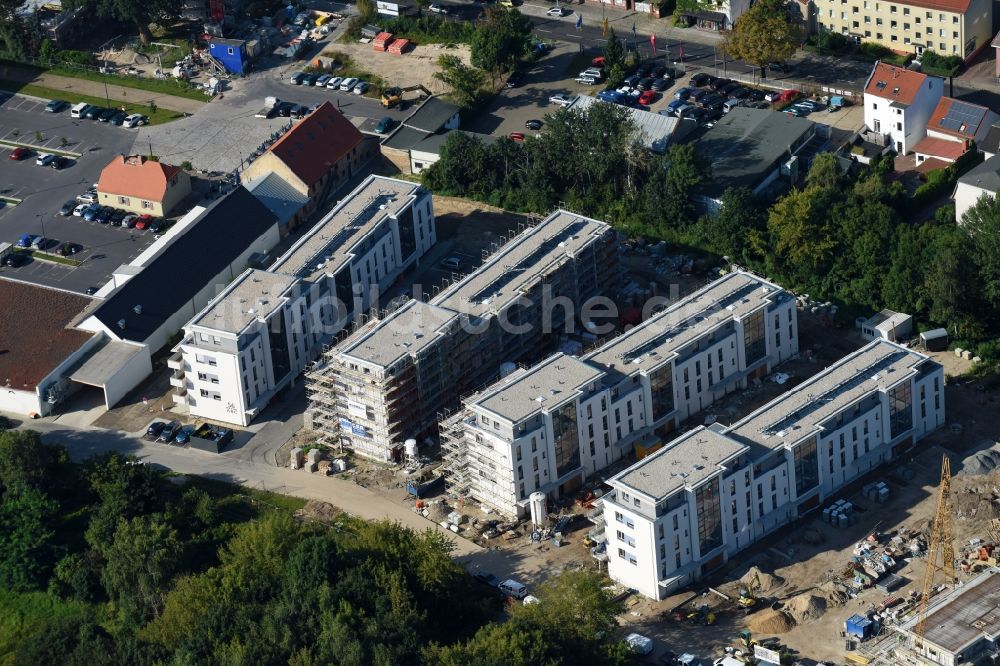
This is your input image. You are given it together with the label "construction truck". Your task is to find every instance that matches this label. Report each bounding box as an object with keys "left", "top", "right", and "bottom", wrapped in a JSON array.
[
  {"left": 380, "top": 84, "right": 431, "bottom": 109},
  {"left": 738, "top": 572, "right": 761, "bottom": 609},
  {"left": 686, "top": 605, "right": 717, "bottom": 625}
]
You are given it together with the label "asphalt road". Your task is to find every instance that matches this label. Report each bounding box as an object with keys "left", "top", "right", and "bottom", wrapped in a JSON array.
[{"left": 0, "top": 93, "right": 161, "bottom": 294}]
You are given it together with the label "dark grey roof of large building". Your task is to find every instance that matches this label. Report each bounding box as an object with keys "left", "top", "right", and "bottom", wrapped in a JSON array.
[
  {"left": 382, "top": 125, "right": 431, "bottom": 151},
  {"left": 693, "top": 108, "right": 815, "bottom": 197},
  {"left": 982, "top": 122, "right": 1000, "bottom": 155},
  {"left": 958, "top": 154, "right": 1000, "bottom": 193},
  {"left": 90, "top": 187, "right": 277, "bottom": 345},
  {"left": 404, "top": 96, "right": 460, "bottom": 133}
]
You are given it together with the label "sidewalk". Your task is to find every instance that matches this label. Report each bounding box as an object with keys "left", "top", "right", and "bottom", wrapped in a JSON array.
[{"left": 0, "top": 64, "right": 207, "bottom": 114}]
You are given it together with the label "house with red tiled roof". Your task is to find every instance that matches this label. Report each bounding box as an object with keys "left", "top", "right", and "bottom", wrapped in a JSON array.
[
  {"left": 241, "top": 101, "right": 377, "bottom": 229},
  {"left": 914, "top": 96, "right": 999, "bottom": 164},
  {"left": 863, "top": 62, "right": 943, "bottom": 154},
  {"left": 97, "top": 155, "right": 191, "bottom": 217}
]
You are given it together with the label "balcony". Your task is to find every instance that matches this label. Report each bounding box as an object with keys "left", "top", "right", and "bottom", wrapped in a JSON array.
[
  {"left": 167, "top": 351, "right": 184, "bottom": 370},
  {"left": 169, "top": 370, "right": 185, "bottom": 388},
  {"left": 171, "top": 390, "right": 188, "bottom": 405}
]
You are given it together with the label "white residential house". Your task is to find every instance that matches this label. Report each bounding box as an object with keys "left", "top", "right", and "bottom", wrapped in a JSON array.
[
  {"left": 601, "top": 339, "right": 945, "bottom": 601},
  {"left": 953, "top": 154, "right": 1000, "bottom": 221},
  {"left": 863, "top": 62, "right": 943, "bottom": 154}
]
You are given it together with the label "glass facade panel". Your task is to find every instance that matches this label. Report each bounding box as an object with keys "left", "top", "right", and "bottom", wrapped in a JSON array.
[
  {"left": 888, "top": 382, "right": 913, "bottom": 438},
  {"left": 649, "top": 363, "right": 675, "bottom": 421},
  {"left": 696, "top": 479, "right": 723, "bottom": 554},
  {"left": 551, "top": 402, "right": 580, "bottom": 477},
  {"left": 794, "top": 436, "right": 819, "bottom": 496},
  {"left": 743, "top": 310, "right": 766, "bottom": 364}
]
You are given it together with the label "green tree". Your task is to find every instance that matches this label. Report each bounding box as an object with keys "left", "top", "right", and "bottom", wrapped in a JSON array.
[
  {"left": 0, "top": 488, "right": 59, "bottom": 591},
  {"left": 723, "top": 0, "right": 802, "bottom": 68},
  {"left": 83, "top": 453, "right": 162, "bottom": 555},
  {"left": 0, "top": 429, "right": 70, "bottom": 499},
  {"left": 434, "top": 54, "right": 485, "bottom": 107},
  {"left": 12, "top": 618, "right": 116, "bottom": 666},
  {"left": 642, "top": 143, "right": 711, "bottom": 229},
  {"left": 695, "top": 186, "right": 767, "bottom": 263},
  {"left": 922, "top": 229, "right": 982, "bottom": 337},
  {"left": 805, "top": 152, "right": 842, "bottom": 189},
  {"left": 101, "top": 514, "right": 180, "bottom": 626},
  {"left": 49, "top": 550, "right": 104, "bottom": 602},
  {"left": 603, "top": 28, "right": 626, "bottom": 88},
  {"left": 356, "top": 0, "right": 376, "bottom": 22},
  {"left": 470, "top": 8, "right": 533, "bottom": 82},
  {"left": 63, "top": 0, "right": 178, "bottom": 44},
  {"left": 962, "top": 192, "right": 1000, "bottom": 311}
]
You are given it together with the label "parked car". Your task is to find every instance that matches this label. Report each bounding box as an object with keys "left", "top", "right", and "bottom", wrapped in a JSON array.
[
  {"left": 673, "top": 87, "right": 693, "bottom": 100},
  {"left": 134, "top": 214, "right": 154, "bottom": 230},
  {"left": 709, "top": 78, "right": 732, "bottom": 91},
  {"left": 149, "top": 218, "right": 167, "bottom": 233},
  {"left": 429, "top": 3, "right": 450, "bottom": 12},
  {"left": 45, "top": 99, "right": 67, "bottom": 112},
  {"left": 473, "top": 571, "right": 500, "bottom": 587},
  {"left": 72, "top": 203, "right": 92, "bottom": 217},
  {"left": 174, "top": 425, "right": 196, "bottom": 445},
  {"left": 83, "top": 205, "right": 102, "bottom": 221},
  {"left": 290, "top": 71, "right": 306, "bottom": 85},
  {"left": 50, "top": 156, "right": 71, "bottom": 170},
  {"left": 729, "top": 86, "right": 751, "bottom": 99},
  {"left": 653, "top": 65, "right": 667, "bottom": 78},
  {"left": 638, "top": 90, "right": 656, "bottom": 105},
  {"left": 2, "top": 252, "right": 26, "bottom": 267},
  {"left": 574, "top": 75, "right": 598, "bottom": 85},
  {"left": 508, "top": 131, "right": 525, "bottom": 143},
  {"left": 651, "top": 78, "right": 670, "bottom": 92},
  {"left": 690, "top": 72, "right": 714, "bottom": 87},
  {"left": 157, "top": 421, "right": 181, "bottom": 442},
  {"left": 689, "top": 88, "right": 708, "bottom": 102},
  {"left": 59, "top": 200, "right": 77, "bottom": 216},
  {"left": 637, "top": 77, "right": 654, "bottom": 91},
  {"left": 110, "top": 111, "right": 128, "bottom": 125},
  {"left": 35, "top": 153, "right": 56, "bottom": 166},
  {"left": 623, "top": 74, "right": 640, "bottom": 87},
  {"left": 624, "top": 633, "right": 654, "bottom": 656},
  {"left": 16, "top": 234, "right": 34, "bottom": 248},
  {"left": 301, "top": 73, "right": 318, "bottom": 86},
  {"left": 109, "top": 209, "right": 128, "bottom": 226},
  {"left": 525, "top": 118, "right": 543, "bottom": 130},
  {"left": 497, "top": 579, "right": 528, "bottom": 599},
  {"left": 719, "top": 82, "right": 740, "bottom": 96},
  {"left": 665, "top": 99, "right": 687, "bottom": 115},
  {"left": 84, "top": 106, "right": 104, "bottom": 119},
  {"left": 549, "top": 93, "right": 575, "bottom": 106},
  {"left": 746, "top": 88, "right": 766, "bottom": 102},
  {"left": 8, "top": 147, "right": 30, "bottom": 160},
  {"left": 506, "top": 71, "right": 523, "bottom": 88},
  {"left": 546, "top": 5, "right": 568, "bottom": 15},
  {"left": 683, "top": 107, "right": 708, "bottom": 123},
  {"left": 339, "top": 77, "right": 358, "bottom": 91},
  {"left": 326, "top": 76, "right": 343, "bottom": 89},
  {"left": 315, "top": 74, "right": 332, "bottom": 87},
  {"left": 123, "top": 114, "right": 148, "bottom": 128},
  {"left": 122, "top": 213, "right": 139, "bottom": 228},
  {"left": 591, "top": 56, "right": 605, "bottom": 67},
  {"left": 581, "top": 67, "right": 603, "bottom": 80},
  {"left": 97, "top": 206, "right": 115, "bottom": 224},
  {"left": 145, "top": 421, "right": 167, "bottom": 440},
  {"left": 98, "top": 108, "right": 116, "bottom": 122},
  {"left": 76, "top": 191, "right": 97, "bottom": 204},
  {"left": 374, "top": 116, "right": 395, "bottom": 134},
  {"left": 353, "top": 81, "right": 370, "bottom": 95}
]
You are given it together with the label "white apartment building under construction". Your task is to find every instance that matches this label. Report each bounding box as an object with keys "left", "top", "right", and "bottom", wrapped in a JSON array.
[
  {"left": 600, "top": 338, "right": 944, "bottom": 601},
  {"left": 170, "top": 175, "right": 435, "bottom": 426},
  {"left": 440, "top": 271, "right": 799, "bottom": 518},
  {"left": 305, "top": 209, "right": 621, "bottom": 462}
]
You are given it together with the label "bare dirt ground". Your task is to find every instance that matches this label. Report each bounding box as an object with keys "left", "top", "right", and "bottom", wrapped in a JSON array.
[{"left": 321, "top": 42, "right": 472, "bottom": 95}]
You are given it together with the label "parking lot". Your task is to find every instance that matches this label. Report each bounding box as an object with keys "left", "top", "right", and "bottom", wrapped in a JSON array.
[
  {"left": 0, "top": 93, "right": 166, "bottom": 294},
  {"left": 137, "top": 66, "right": 413, "bottom": 173}
]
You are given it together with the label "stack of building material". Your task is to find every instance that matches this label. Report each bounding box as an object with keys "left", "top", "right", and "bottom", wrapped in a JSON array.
[
  {"left": 373, "top": 32, "right": 394, "bottom": 51},
  {"left": 823, "top": 499, "right": 854, "bottom": 527},
  {"left": 388, "top": 38, "right": 411, "bottom": 55},
  {"left": 863, "top": 481, "right": 890, "bottom": 503}
]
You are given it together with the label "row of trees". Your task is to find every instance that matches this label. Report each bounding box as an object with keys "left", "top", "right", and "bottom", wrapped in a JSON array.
[
  {"left": 422, "top": 104, "right": 1000, "bottom": 360},
  {"left": 0, "top": 429, "right": 634, "bottom": 664}
]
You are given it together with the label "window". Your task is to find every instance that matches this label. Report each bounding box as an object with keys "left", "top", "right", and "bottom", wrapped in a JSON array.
[
  {"left": 117, "top": 196, "right": 130, "bottom": 205},
  {"left": 141, "top": 200, "right": 154, "bottom": 210}
]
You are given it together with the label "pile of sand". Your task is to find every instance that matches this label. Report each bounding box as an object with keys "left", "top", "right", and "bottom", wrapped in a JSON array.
[
  {"left": 962, "top": 447, "right": 1000, "bottom": 475},
  {"left": 784, "top": 593, "right": 827, "bottom": 623},
  {"left": 816, "top": 581, "right": 848, "bottom": 606},
  {"left": 741, "top": 566, "right": 784, "bottom": 593},
  {"left": 296, "top": 500, "right": 341, "bottom": 523},
  {"left": 746, "top": 608, "right": 795, "bottom": 634}
]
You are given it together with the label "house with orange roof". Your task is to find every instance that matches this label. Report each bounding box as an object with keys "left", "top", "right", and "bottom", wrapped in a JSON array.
[
  {"left": 97, "top": 155, "right": 191, "bottom": 218},
  {"left": 862, "top": 62, "right": 943, "bottom": 154},
  {"left": 241, "top": 101, "right": 377, "bottom": 227},
  {"left": 914, "top": 96, "right": 999, "bottom": 164},
  {"left": 815, "top": 0, "right": 991, "bottom": 62}
]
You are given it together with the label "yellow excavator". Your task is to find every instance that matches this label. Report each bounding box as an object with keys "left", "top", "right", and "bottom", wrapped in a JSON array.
[
  {"left": 738, "top": 572, "right": 761, "bottom": 609},
  {"left": 380, "top": 84, "right": 431, "bottom": 109}
]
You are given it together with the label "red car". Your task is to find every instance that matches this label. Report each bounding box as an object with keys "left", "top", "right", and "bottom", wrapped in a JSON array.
[
  {"left": 134, "top": 214, "right": 154, "bottom": 230},
  {"left": 8, "top": 147, "right": 30, "bottom": 160},
  {"left": 591, "top": 56, "right": 605, "bottom": 68},
  {"left": 638, "top": 90, "right": 657, "bottom": 106},
  {"left": 508, "top": 132, "right": 525, "bottom": 143}
]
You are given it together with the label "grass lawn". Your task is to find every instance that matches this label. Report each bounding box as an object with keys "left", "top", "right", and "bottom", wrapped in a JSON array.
[
  {"left": 0, "top": 80, "right": 183, "bottom": 125},
  {"left": 174, "top": 475, "right": 308, "bottom": 514},
  {"left": 0, "top": 590, "right": 94, "bottom": 666},
  {"left": 46, "top": 65, "right": 209, "bottom": 102}
]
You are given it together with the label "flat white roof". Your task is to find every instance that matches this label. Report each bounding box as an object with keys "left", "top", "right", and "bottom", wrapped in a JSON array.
[{"left": 189, "top": 268, "right": 297, "bottom": 335}]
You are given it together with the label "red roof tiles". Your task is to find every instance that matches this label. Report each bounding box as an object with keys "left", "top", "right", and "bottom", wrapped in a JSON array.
[
  {"left": 97, "top": 155, "right": 180, "bottom": 202},
  {"left": 913, "top": 136, "right": 968, "bottom": 161},
  {"left": 0, "top": 279, "right": 93, "bottom": 392},
  {"left": 864, "top": 63, "right": 929, "bottom": 105},
  {"left": 265, "top": 101, "right": 364, "bottom": 189}
]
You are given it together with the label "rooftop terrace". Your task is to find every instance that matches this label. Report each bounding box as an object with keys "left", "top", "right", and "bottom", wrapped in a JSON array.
[
  {"left": 269, "top": 176, "right": 421, "bottom": 281},
  {"left": 470, "top": 353, "right": 604, "bottom": 423},
  {"left": 586, "top": 272, "right": 788, "bottom": 374},
  {"left": 431, "top": 210, "right": 610, "bottom": 318}
]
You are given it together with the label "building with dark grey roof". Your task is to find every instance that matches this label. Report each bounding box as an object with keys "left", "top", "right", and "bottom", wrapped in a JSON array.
[
  {"left": 381, "top": 96, "right": 462, "bottom": 174},
  {"left": 78, "top": 186, "right": 279, "bottom": 353},
  {"left": 954, "top": 154, "right": 1000, "bottom": 221},
  {"left": 692, "top": 108, "right": 818, "bottom": 207}
]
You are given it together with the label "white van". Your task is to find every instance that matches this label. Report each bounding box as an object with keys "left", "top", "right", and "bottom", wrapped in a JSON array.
[
  {"left": 722, "top": 98, "right": 742, "bottom": 114},
  {"left": 70, "top": 102, "right": 90, "bottom": 118},
  {"left": 497, "top": 579, "right": 528, "bottom": 599}
]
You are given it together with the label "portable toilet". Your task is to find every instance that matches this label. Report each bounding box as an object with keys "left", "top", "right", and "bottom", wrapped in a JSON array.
[{"left": 290, "top": 447, "right": 304, "bottom": 470}]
